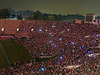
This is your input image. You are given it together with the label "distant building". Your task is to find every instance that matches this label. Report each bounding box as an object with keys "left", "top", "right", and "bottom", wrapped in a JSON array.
[
  {"left": 8, "top": 15, "right": 17, "bottom": 20},
  {"left": 84, "top": 13, "right": 100, "bottom": 25},
  {"left": 8, "top": 14, "right": 22, "bottom": 20},
  {"left": 85, "top": 13, "right": 95, "bottom": 24}
]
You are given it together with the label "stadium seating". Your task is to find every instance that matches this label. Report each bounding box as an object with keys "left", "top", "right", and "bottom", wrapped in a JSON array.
[{"left": 0, "top": 20, "right": 100, "bottom": 74}]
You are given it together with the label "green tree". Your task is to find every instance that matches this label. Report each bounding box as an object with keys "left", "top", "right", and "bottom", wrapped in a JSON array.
[
  {"left": 17, "top": 15, "right": 22, "bottom": 20},
  {"left": 43, "top": 13, "right": 49, "bottom": 20},
  {"left": 28, "top": 11, "right": 43, "bottom": 20},
  {"left": 35, "top": 11, "right": 43, "bottom": 20},
  {"left": 0, "top": 8, "right": 10, "bottom": 19}
]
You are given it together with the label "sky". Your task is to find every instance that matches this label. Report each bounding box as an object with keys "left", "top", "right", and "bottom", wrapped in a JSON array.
[{"left": 0, "top": 0, "right": 100, "bottom": 16}]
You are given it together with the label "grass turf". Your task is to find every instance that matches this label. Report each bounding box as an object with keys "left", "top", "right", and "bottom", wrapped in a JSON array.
[{"left": 0, "top": 40, "right": 32, "bottom": 68}]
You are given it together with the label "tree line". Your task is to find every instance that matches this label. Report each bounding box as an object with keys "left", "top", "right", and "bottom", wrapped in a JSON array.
[
  {"left": 0, "top": 8, "right": 85, "bottom": 22},
  {"left": 26, "top": 11, "right": 85, "bottom": 22}
]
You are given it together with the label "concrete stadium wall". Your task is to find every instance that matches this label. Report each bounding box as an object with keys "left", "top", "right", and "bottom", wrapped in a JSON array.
[{"left": 0, "top": 20, "right": 21, "bottom": 35}]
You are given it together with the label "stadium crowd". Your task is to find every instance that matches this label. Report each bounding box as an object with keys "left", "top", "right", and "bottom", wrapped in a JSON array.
[{"left": 0, "top": 20, "right": 100, "bottom": 75}]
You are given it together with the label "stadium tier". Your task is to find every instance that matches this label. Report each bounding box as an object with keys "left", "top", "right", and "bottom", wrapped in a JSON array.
[{"left": 0, "top": 20, "right": 100, "bottom": 74}]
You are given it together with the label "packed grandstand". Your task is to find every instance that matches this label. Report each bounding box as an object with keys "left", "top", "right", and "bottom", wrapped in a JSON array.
[{"left": 0, "top": 20, "right": 100, "bottom": 75}]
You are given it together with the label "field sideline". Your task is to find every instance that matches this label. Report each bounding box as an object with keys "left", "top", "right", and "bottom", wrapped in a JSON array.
[{"left": 0, "top": 40, "right": 32, "bottom": 68}]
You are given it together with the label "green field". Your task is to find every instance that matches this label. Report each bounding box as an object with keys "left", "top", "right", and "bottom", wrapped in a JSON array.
[{"left": 0, "top": 40, "right": 32, "bottom": 68}]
